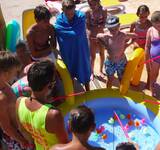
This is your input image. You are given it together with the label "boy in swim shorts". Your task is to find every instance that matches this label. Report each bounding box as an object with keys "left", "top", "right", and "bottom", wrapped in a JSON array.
[{"left": 97, "top": 15, "right": 137, "bottom": 88}]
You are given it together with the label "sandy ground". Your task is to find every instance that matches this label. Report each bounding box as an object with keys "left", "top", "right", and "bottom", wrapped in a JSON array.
[{"left": 1, "top": 0, "right": 160, "bottom": 99}]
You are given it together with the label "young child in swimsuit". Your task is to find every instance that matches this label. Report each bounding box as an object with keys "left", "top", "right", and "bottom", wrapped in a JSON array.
[
  {"left": 145, "top": 11, "right": 160, "bottom": 97},
  {"left": 97, "top": 15, "right": 137, "bottom": 88},
  {"left": 130, "top": 5, "right": 152, "bottom": 49},
  {"left": 130, "top": 5, "right": 152, "bottom": 89},
  {"left": 27, "top": 5, "right": 57, "bottom": 63},
  {"left": 86, "top": 0, "right": 107, "bottom": 78},
  {"left": 16, "top": 40, "right": 31, "bottom": 70}
]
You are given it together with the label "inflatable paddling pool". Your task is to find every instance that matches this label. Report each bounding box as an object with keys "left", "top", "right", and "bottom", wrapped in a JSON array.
[{"left": 60, "top": 89, "right": 160, "bottom": 150}]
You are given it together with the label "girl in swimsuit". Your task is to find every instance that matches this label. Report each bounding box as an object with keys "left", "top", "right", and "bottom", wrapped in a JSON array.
[
  {"left": 130, "top": 5, "right": 152, "bottom": 89},
  {"left": 86, "top": 0, "right": 107, "bottom": 79},
  {"left": 145, "top": 11, "right": 160, "bottom": 97}
]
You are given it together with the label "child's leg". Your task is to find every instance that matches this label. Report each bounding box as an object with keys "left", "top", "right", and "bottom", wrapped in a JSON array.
[
  {"left": 85, "top": 82, "right": 90, "bottom": 91},
  {"left": 98, "top": 42, "right": 105, "bottom": 77},
  {"left": 106, "top": 75, "right": 114, "bottom": 88},
  {"left": 90, "top": 38, "right": 98, "bottom": 76},
  {"left": 104, "top": 59, "right": 115, "bottom": 88},
  {"left": 145, "top": 63, "right": 150, "bottom": 89},
  {"left": 149, "top": 61, "right": 160, "bottom": 97}
]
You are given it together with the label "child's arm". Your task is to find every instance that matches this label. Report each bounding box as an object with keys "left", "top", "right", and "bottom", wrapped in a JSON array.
[
  {"left": 85, "top": 10, "right": 91, "bottom": 30},
  {"left": 130, "top": 22, "right": 136, "bottom": 32},
  {"left": 102, "top": 8, "right": 107, "bottom": 28},
  {"left": 145, "top": 29, "right": 151, "bottom": 60},
  {"left": 97, "top": 33, "right": 108, "bottom": 48},
  {"left": 50, "top": 26, "right": 57, "bottom": 50}
]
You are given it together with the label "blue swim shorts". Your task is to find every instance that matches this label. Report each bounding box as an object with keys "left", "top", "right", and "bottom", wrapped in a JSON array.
[{"left": 104, "top": 57, "right": 127, "bottom": 80}]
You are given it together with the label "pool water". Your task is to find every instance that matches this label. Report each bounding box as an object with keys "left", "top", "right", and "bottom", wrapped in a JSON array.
[
  {"left": 65, "top": 98, "right": 160, "bottom": 150},
  {"left": 88, "top": 109, "right": 159, "bottom": 150}
]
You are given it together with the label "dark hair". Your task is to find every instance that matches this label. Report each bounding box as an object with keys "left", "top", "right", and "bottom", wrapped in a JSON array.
[
  {"left": 136, "top": 5, "right": 150, "bottom": 16},
  {"left": 69, "top": 105, "right": 95, "bottom": 134},
  {"left": 27, "top": 60, "right": 55, "bottom": 91},
  {"left": 62, "top": 0, "right": 75, "bottom": 9},
  {"left": 16, "top": 40, "right": 27, "bottom": 50},
  {"left": 34, "top": 5, "right": 51, "bottom": 22},
  {"left": 116, "top": 142, "right": 136, "bottom": 150},
  {"left": 151, "top": 11, "right": 160, "bottom": 23},
  {"left": 0, "top": 51, "right": 20, "bottom": 73}
]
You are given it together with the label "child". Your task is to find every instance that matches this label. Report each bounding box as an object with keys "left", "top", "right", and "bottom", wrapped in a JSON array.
[
  {"left": 50, "top": 105, "right": 105, "bottom": 150},
  {"left": 130, "top": 5, "right": 152, "bottom": 89},
  {"left": 97, "top": 15, "right": 137, "bottom": 88},
  {"left": 86, "top": 0, "right": 107, "bottom": 78},
  {"left": 16, "top": 60, "right": 68, "bottom": 150},
  {"left": 145, "top": 11, "right": 160, "bottom": 97},
  {"left": 130, "top": 5, "right": 152, "bottom": 49},
  {"left": 27, "top": 5, "right": 57, "bottom": 63},
  {"left": 16, "top": 40, "right": 31, "bottom": 69},
  {"left": 55, "top": 0, "right": 91, "bottom": 91},
  {"left": 0, "top": 51, "right": 31, "bottom": 149},
  {"left": 116, "top": 142, "right": 139, "bottom": 150}
]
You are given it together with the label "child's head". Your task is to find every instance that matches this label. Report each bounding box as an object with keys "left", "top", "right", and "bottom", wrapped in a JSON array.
[
  {"left": 151, "top": 11, "right": 160, "bottom": 31},
  {"left": 106, "top": 15, "right": 120, "bottom": 35},
  {"left": 136, "top": 5, "right": 150, "bottom": 23},
  {"left": 69, "top": 105, "right": 95, "bottom": 135},
  {"left": 88, "top": 0, "right": 100, "bottom": 10},
  {"left": 0, "top": 51, "right": 21, "bottom": 82},
  {"left": 34, "top": 5, "right": 51, "bottom": 23},
  {"left": 16, "top": 40, "right": 31, "bottom": 66},
  {"left": 27, "top": 60, "right": 56, "bottom": 94},
  {"left": 62, "top": 0, "right": 75, "bottom": 21},
  {"left": 116, "top": 142, "right": 137, "bottom": 150}
]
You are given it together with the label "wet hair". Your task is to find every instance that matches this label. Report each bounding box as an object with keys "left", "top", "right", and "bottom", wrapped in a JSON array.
[
  {"left": 27, "top": 60, "right": 55, "bottom": 91},
  {"left": 34, "top": 5, "right": 51, "bottom": 22},
  {"left": 62, "top": 0, "right": 75, "bottom": 10},
  {"left": 136, "top": 5, "right": 150, "bottom": 16},
  {"left": 69, "top": 105, "right": 95, "bottom": 134},
  {"left": 116, "top": 142, "right": 136, "bottom": 150},
  {"left": 151, "top": 11, "right": 160, "bottom": 23},
  {"left": 0, "top": 51, "right": 20, "bottom": 74}
]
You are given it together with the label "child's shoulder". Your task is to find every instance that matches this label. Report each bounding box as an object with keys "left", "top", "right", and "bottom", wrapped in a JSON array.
[
  {"left": 0, "top": 91, "right": 7, "bottom": 102},
  {"left": 85, "top": 8, "right": 92, "bottom": 15}
]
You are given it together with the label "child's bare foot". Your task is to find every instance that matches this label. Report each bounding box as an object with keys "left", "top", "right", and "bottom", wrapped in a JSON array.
[
  {"left": 90, "top": 73, "right": 94, "bottom": 81},
  {"left": 99, "top": 72, "right": 105, "bottom": 79},
  {"left": 145, "top": 83, "right": 150, "bottom": 90}
]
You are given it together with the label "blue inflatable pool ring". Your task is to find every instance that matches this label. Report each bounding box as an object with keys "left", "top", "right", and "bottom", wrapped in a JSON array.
[{"left": 6, "top": 19, "right": 21, "bottom": 53}]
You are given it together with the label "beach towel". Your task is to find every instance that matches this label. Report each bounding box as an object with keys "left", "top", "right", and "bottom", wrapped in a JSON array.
[{"left": 55, "top": 10, "right": 91, "bottom": 84}]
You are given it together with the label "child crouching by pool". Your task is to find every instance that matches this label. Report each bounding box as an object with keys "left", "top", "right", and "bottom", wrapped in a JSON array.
[
  {"left": 50, "top": 105, "right": 105, "bottom": 150},
  {"left": 97, "top": 15, "right": 137, "bottom": 88}
]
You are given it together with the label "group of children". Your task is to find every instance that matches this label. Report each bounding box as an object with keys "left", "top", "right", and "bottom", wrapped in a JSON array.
[
  {"left": 0, "top": 0, "right": 160, "bottom": 149},
  {"left": 86, "top": 2, "right": 160, "bottom": 97}
]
